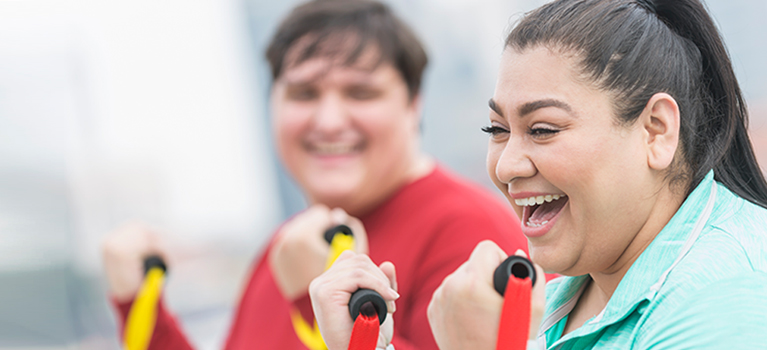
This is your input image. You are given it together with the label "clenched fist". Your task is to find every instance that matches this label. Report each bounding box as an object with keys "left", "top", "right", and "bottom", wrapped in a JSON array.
[
  {"left": 427, "top": 241, "right": 546, "bottom": 350},
  {"left": 269, "top": 205, "right": 369, "bottom": 300},
  {"left": 102, "top": 222, "right": 169, "bottom": 302}
]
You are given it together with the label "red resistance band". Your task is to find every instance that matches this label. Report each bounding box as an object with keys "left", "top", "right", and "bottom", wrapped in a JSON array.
[
  {"left": 496, "top": 276, "right": 532, "bottom": 350},
  {"left": 347, "top": 301, "right": 380, "bottom": 350}
]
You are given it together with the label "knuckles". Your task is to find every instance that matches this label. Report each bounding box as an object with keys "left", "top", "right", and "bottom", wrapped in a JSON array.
[{"left": 474, "top": 240, "right": 497, "bottom": 252}]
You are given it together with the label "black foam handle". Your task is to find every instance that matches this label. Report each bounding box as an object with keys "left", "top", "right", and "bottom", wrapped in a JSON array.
[
  {"left": 348, "top": 289, "right": 387, "bottom": 325},
  {"left": 493, "top": 255, "right": 536, "bottom": 296},
  {"left": 143, "top": 255, "right": 167, "bottom": 275},
  {"left": 324, "top": 224, "right": 354, "bottom": 244}
]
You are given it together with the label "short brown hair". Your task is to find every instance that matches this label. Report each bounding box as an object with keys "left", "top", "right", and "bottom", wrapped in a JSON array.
[{"left": 265, "top": 0, "right": 428, "bottom": 99}]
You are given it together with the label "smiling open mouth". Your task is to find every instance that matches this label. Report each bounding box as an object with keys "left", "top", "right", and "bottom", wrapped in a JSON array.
[
  {"left": 516, "top": 195, "right": 568, "bottom": 227},
  {"left": 306, "top": 141, "right": 364, "bottom": 155}
]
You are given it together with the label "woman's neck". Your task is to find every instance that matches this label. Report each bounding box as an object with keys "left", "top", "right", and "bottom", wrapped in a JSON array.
[
  {"left": 588, "top": 183, "right": 686, "bottom": 300},
  {"left": 565, "top": 189, "right": 680, "bottom": 335}
]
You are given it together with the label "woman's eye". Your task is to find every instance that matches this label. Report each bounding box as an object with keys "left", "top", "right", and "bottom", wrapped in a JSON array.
[
  {"left": 527, "top": 126, "right": 559, "bottom": 138},
  {"left": 481, "top": 125, "right": 509, "bottom": 136}
]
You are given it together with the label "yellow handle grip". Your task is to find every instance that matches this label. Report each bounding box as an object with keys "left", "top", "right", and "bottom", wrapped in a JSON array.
[
  {"left": 123, "top": 258, "right": 166, "bottom": 350},
  {"left": 292, "top": 226, "right": 357, "bottom": 350}
]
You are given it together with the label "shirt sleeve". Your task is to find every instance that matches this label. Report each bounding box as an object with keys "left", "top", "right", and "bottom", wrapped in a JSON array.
[
  {"left": 113, "top": 296, "right": 196, "bottom": 350},
  {"left": 636, "top": 272, "right": 767, "bottom": 350}
]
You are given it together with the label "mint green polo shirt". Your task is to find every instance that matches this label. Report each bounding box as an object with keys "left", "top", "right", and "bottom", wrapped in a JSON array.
[{"left": 537, "top": 171, "right": 767, "bottom": 349}]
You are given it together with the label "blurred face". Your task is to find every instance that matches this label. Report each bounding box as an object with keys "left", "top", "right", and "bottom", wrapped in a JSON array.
[
  {"left": 271, "top": 47, "right": 421, "bottom": 215},
  {"left": 486, "top": 47, "right": 662, "bottom": 276}
]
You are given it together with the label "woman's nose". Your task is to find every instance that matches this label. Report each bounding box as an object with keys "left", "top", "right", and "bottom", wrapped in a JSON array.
[{"left": 495, "top": 137, "right": 536, "bottom": 184}]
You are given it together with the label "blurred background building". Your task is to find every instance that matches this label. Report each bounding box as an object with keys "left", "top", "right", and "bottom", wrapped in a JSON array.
[{"left": 0, "top": 0, "right": 764, "bottom": 349}]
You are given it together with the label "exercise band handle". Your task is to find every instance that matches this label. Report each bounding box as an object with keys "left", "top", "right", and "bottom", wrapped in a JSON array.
[
  {"left": 144, "top": 255, "right": 167, "bottom": 275},
  {"left": 124, "top": 255, "right": 167, "bottom": 350},
  {"left": 324, "top": 224, "right": 353, "bottom": 244},
  {"left": 349, "top": 289, "right": 387, "bottom": 325},
  {"left": 493, "top": 255, "right": 536, "bottom": 296},
  {"left": 324, "top": 225, "right": 388, "bottom": 324}
]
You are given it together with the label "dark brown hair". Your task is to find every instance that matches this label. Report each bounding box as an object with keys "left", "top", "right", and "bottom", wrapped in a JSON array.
[
  {"left": 265, "top": 0, "right": 428, "bottom": 99},
  {"left": 506, "top": 0, "right": 767, "bottom": 207}
]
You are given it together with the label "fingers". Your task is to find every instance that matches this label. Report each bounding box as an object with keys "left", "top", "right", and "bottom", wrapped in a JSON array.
[
  {"left": 310, "top": 252, "right": 397, "bottom": 350},
  {"left": 379, "top": 261, "right": 398, "bottom": 313},
  {"left": 468, "top": 240, "right": 509, "bottom": 279},
  {"left": 471, "top": 240, "right": 509, "bottom": 262},
  {"left": 270, "top": 205, "right": 336, "bottom": 299},
  {"left": 379, "top": 261, "right": 398, "bottom": 292},
  {"left": 427, "top": 241, "right": 509, "bottom": 350},
  {"left": 320, "top": 251, "right": 398, "bottom": 300},
  {"left": 330, "top": 207, "right": 348, "bottom": 225},
  {"left": 102, "top": 222, "right": 167, "bottom": 302},
  {"left": 332, "top": 208, "right": 369, "bottom": 255}
]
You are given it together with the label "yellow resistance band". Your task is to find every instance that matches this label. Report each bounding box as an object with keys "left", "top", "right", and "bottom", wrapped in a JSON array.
[
  {"left": 291, "top": 230, "right": 356, "bottom": 350},
  {"left": 124, "top": 262, "right": 166, "bottom": 350}
]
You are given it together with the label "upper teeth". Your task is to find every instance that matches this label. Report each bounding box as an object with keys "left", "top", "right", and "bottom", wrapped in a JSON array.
[
  {"left": 313, "top": 143, "right": 356, "bottom": 154},
  {"left": 515, "top": 194, "right": 565, "bottom": 207}
]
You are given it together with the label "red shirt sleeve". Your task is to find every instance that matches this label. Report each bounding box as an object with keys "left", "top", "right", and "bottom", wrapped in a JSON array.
[
  {"left": 389, "top": 211, "right": 527, "bottom": 350},
  {"left": 113, "top": 296, "right": 195, "bottom": 350}
]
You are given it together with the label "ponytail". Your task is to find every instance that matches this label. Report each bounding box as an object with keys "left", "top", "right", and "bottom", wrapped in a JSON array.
[
  {"left": 652, "top": 0, "right": 767, "bottom": 207},
  {"left": 506, "top": 0, "right": 767, "bottom": 208}
]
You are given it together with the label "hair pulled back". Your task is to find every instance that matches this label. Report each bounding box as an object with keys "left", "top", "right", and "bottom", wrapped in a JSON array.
[{"left": 506, "top": 0, "right": 767, "bottom": 208}]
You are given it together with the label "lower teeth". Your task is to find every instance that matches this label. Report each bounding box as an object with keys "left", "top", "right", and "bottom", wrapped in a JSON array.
[{"left": 526, "top": 220, "right": 549, "bottom": 228}]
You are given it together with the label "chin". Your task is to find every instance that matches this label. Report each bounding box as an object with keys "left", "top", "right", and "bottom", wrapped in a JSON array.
[
  {"left": 529, "top": 245, "right": 577, "bottom": 275},
  {"left": 308, "top": 187, "right": 359, "bottom": 208},
  {"left": 305, "top": 173, "right": 359, "bottom": 193}
]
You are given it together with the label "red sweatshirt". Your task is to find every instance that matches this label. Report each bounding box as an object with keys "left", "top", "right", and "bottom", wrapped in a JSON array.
[{"left": 114, "top": 165, "right": 527, "bottom": 350}]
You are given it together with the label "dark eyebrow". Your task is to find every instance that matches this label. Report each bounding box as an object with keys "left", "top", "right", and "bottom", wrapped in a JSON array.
[
  {"left": 488, "top": 98, "right": 575, "bottom": 118},
  {"left": 488, "top": 98, "right": 503, "bottom": 116},
  {"left": 519, "top": 99, "right": 575, "bottom": 117}
]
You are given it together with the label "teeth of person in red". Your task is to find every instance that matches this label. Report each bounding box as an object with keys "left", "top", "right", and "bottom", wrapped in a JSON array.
[{"left": 312, "top": 142, "right": 357, "bottom": 155}]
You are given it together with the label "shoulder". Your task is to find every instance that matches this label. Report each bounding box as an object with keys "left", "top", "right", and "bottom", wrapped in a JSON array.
[
  {"left": 642, "top": 227, "right": 759, "bottom": 323},
  {"left": 666, "top": 183, "right": 767, "bottom": 287},
  {"left": 634, "top": 186, "right": 767, "bottom": 346},
  {"left": 706, "top": 184, "right": 767, "bottom": 270},
  {"left": 636, "top": 272, "right": 767, "bottom": 349}
]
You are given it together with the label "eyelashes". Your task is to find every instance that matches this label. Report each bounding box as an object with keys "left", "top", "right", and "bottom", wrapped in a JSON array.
[
  {"left": 527, "top": 126, "right": 559, "bottom": 136},
  {"left": 481, "top": 125, "right": 560, "bottom": 138},
  {"left": 481, "top": 125, "right": 508, "bottom": 135}
]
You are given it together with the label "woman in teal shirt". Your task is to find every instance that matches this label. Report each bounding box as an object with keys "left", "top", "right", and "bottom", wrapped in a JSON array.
[{"left": 308, "top": 0, "right": 767, "bottom": 349}]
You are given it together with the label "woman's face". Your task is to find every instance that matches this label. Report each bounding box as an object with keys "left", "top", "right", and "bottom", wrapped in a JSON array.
[
  {"left": 271, "top": 48, "right": 421, "bottom": 215},
  {"left": 487, "top": 47, "right": 662, "bottom": 276}
]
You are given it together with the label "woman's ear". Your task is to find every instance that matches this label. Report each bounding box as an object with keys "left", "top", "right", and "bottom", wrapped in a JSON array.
[{"left": 642, "top": 93, "right": 680, "bottom": 171}]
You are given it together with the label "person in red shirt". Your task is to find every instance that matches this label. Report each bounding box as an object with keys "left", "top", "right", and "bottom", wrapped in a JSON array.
[{"left": 102, "top": 1, "right": 527, "bottom": 349}]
